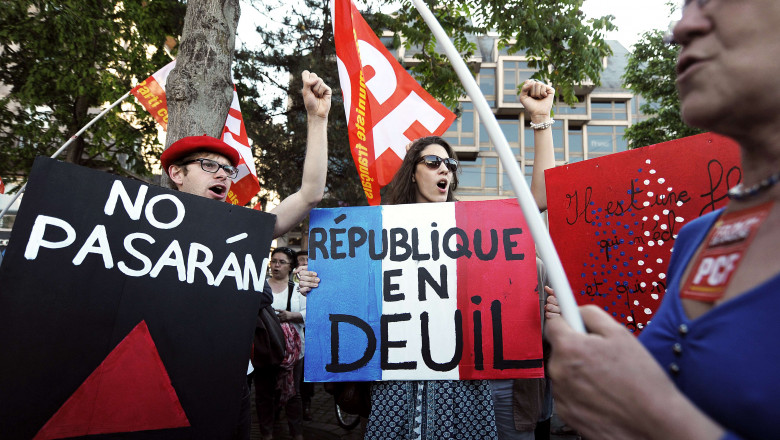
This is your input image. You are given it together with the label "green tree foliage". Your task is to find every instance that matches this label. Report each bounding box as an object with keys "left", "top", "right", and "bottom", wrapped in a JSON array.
[
  {"left": 386, "top": 0, "right": 616, "bottom": 107},
  {"left": 0, "top": 0, "right": 186, "bottom": 187},
  {"left": 622, "top": 29, "right": 703, "bottom": 148},
  {"left": 235, "top": 0, "right": 367, "bottom": 207},
  {"left": 235, "top": 0, "right": 615, "bottom": 206}
]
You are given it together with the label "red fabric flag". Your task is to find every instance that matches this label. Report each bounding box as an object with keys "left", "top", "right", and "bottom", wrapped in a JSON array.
[
  {"left": 221, "top": 86, "right": 261, "bottom": 206},
  {"left": 130, "top": 61, "right": 175, "bottom": 130},
  {"left": 132, "top": 62, "right": 260, "bottom": 206},
  {"left": 331, "top": 0, "right": 457, "bottom": 205},
  {"left": 0, "top": 176, "right": 4, "bottom": 194}
]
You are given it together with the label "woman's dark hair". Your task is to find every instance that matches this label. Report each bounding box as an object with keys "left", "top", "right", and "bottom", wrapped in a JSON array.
[
  {"left": 271, "top": 247, "right": 298, "bottom": 270},
  {"left": 385, "top": 136, "right": 459, "bottom": 205}
]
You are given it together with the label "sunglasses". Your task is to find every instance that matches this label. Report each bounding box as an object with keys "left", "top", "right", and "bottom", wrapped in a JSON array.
[
  {"left": 417, "top": 155, "right": 458, "bottom": 172},
  {"left": 181, "top": 158, "right": 239, "bottom": 179}
]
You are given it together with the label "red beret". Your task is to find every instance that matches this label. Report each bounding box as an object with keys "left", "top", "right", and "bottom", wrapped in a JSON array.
[{"left": 161, "top": 135, "right": 241, "bottom": 175}]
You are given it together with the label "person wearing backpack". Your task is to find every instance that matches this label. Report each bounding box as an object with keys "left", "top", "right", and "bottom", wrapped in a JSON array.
[{"left": 255, "top": 247, "right": 306, "bottom": 440}]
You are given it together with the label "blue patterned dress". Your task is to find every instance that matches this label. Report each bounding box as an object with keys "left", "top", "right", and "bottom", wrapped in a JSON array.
[{"left": 365, "top": 380, "right": 498, "bottom": 440}]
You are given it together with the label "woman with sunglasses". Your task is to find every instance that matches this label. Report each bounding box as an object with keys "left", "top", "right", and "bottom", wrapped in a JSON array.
[{"left": 293, "top": 79, "right": 555, "bottom": 439}]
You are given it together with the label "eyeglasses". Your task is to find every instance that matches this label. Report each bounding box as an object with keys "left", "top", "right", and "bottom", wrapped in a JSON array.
[
  {"left": 181, "top": 158, "right": 239, "bottom": 179},
  {"left": 271, "top": 259, "right": 290, "bottom": 266},
  {"left": 417, "top": 155, "right": 458, "bottom": 172}
]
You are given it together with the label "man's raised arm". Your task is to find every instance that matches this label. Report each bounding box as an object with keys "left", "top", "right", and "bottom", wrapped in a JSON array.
[{"left": 271, "top": 70, "right": 331, "bottom": 238}]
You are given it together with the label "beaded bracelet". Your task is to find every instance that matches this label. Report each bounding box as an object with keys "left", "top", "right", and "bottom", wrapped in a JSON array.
[{"left": 530, "top": 119, "right": 555, "bottom": 131}]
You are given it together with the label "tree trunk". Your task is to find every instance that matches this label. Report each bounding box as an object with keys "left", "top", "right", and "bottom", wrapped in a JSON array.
[{"left": 165, "top": 0, "right": 239, "bottom": 149}]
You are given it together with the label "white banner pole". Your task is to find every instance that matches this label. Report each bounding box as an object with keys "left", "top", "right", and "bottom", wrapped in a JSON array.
[
  {"left": 410, "top": 0, "right": 585, "bottom": 333},
  {"left": 0, "top": 91, "right": 132, "bottom": 222}
]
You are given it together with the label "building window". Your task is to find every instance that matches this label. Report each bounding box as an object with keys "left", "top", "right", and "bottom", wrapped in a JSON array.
[
  {"left": 459, "top": 157, "right": 484, "bottom": 189},
  {"left": 484, "top": 157, "right": 498, "bottom": 189},
  {"left": 443, "top": 102, "right": 476, "bottom": 147},
  {"left": 632, "top": 95, "right": 658, "bottom": 124},
  {"left": 552, "top": 124, "right": 565, "bottom": 161},
  {"left": 499, "top": 118, "right": 520, "bottom": 155},
  {"left": 591, "top": 100, "right": 628, "bottom": 121},
  {"left": 479, "top": 68, "right": 496, "bottom": 107},
  {"left": 502, "top": 60, "right": 535, "bottom": 103},
  {"left": 555, "top": 95, "right": 587, "bottom": 115},
  {"left": 499, "top": 164, "right": 533, "bottom": 195},
  {"left": 523, "top": 123, "right": 563, "bottom": 160},
  {"left": 587, "top": 125, "right": 628, "bottom": 158},
  {"left": 456, "top": 157, "right": 499, "bottom": 196},
  {"left": 479, "top": 122, "right": 490, "bottom": 151},
  {"left": 479, "top": 118, "right": 520, "bottom": 155},
  {"left": 569, "top": 126, "right": 584, "bottom": 163}
]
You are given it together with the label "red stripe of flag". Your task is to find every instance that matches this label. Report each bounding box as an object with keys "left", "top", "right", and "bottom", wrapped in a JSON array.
[{"left": 455, "top": 200, "right": 544, "bottom": 380}]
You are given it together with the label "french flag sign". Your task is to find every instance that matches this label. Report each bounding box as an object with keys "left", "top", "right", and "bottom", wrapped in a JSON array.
[
  {"left": 332, "top": 0, "right": 456, "bottom": 205},
  {"left": 304, "top": 199, "right": 544, "bottom": 382},
  {"left": 131, "top": 62, "right": 260, "bottom": 207}
]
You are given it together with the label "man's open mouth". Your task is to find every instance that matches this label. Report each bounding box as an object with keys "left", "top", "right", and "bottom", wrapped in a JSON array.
[{"left": 209, "top": 184, "right": 226, "bottom": 196}]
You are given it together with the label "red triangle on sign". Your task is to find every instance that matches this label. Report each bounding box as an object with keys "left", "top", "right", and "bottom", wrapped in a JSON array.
[{"left": 34, "top": 320, "right": 190, "bottom": 440}]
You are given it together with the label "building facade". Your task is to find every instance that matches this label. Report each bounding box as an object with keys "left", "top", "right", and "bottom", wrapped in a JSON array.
[{"left": 394, "top": 37, "right": 649, "bottom": 201}]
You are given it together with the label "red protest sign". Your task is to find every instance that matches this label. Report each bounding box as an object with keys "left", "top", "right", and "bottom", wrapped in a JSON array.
[
  {"left": 332, "top": 0, "right": 456, "bottom": 205},
  {"left": 546, "top": 133, "right": 742, "bottom": 333}
]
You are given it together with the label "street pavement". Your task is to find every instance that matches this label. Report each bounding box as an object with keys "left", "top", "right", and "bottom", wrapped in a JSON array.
[{"left": 249, "top": 383, "right": 581, "bottom": 440}]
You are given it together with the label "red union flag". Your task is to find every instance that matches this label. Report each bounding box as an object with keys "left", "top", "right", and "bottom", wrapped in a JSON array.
[
  {"left": 331, "top": 0, "right": 457, "bottom": 205},
  {"left": 221, "top": 86, "right": 260, "bottom": 206},
  {"left": 130, "top": 61, "right": 175, "bottom": 130},
  {"left": 132, "top": 62, "right": 260, "bottom": 206}
]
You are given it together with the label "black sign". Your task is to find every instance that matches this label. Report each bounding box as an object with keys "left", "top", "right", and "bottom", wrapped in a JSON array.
[{"left": 0, "top": 157, "right": 275, "bottom": 439}]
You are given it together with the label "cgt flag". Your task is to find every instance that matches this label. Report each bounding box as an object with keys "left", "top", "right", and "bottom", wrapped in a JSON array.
[
  {"left": 131, "top": 62, "right": 260, "bottom": 206},
  {"left": 332, "top": 0, "right": 456, "bottom": 205}
]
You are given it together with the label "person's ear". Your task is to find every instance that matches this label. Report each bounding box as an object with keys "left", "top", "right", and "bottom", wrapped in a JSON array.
[{"left": 168, "top": 165, "right": 184, "bottom": 186}]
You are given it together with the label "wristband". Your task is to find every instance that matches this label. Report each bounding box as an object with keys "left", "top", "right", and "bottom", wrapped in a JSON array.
[{"left": 530, "top": 119, "right": 555, "bottom": 130}]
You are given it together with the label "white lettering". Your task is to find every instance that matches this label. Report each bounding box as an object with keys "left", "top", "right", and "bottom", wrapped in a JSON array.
[
  {"left": 72, "top": 225, "right": 114, "bottom": 268},
  {"left": 104, "top": 180, "right": 148, "bottom": 220},
  {"left": 144, "top": 194, "right": 185, "bottom": 230},
  {"left": 357, "top": 39, "right": 396, "bottom": 105},
  {"left": 24, "top": 215, "right": 76, "bottom": 260},
  {"left": 372, "top": 91, "right": 446, "bottom": 160},
  {"left": 149, "top": 240, "right": 186, "bottom": 281},
  {"left": 243, "top": 255, "right": 268, "bottom": 292},
  {"left": 692, "top": 257, "right": 714, "bottom": 285},
  {"left": 118, "top": 233, "right": 155, "bottom": 277},
  {"left": 187, "top": 242, "right": 215, "bottom": 285},
  {"left": 707, "top": 253, "right": 741, "bottom": 286},
  {"left": 215, "top": 252, "right": 244, "bottom": 290}
]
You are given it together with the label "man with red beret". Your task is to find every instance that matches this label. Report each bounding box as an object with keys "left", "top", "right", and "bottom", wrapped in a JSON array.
[
  {"left": 160, "top": 70, "right": 331, "bottom": 440},
  {"left": 161, "top": 70, "right": 331, "bottom": 239}
]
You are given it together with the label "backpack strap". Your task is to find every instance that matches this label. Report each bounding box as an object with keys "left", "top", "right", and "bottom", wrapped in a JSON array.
[{"left": 286, "top": 281, "right": 295, "bottom": 312}]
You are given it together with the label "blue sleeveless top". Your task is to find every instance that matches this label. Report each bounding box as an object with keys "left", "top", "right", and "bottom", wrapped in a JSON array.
[{"left": 640, "top": 209, "right": 780, "bottom": 439}]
